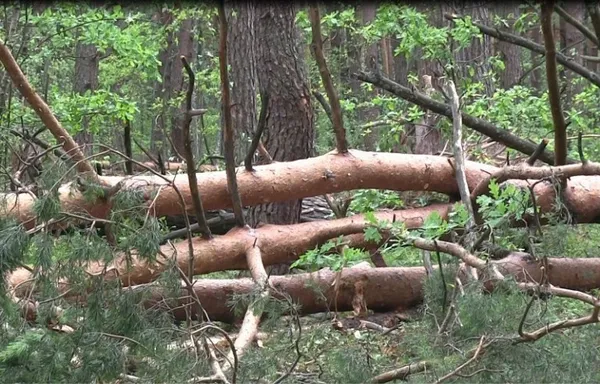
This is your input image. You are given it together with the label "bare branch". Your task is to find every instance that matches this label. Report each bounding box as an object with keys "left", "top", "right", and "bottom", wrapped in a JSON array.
[
  {"left": 218, "top": 3, "right": 245, "bottom": 227},
  {"left": 123, "top": 119, "right": 133, "bottom": 175},
  {"left": 244, "top": 91, "right": 269, "bottom": 172},
  {"left": 309, "top": 5, "right": 348, "bottom": 154},
  {"left": 434, "top": 336, "right": 487, "bottom": 384},
  {"left": 541, "top": 1, "right": 568, "bottom": 166},
  {"left": 181, "top": 55, "right": 213, "bottom": 240},
  {"left": 353, "top": 71, "right": 572, "bottom": 165},
  {"left": 312, "top": 90, "right": 333, "bottom": 123},
  {"left": 370, "top": 361, "right": 431, "bottom": 383},
  {"left": 586, "top": 1, "right": 600, "bottom": 45},
  {"left": 444, "top": 13, "right": 600, "bottom": 88},
  {"left": 0, "top": 40, "right": 97, "bottom": 177},
  {"left": 526, "top": 139, "right": 549, "bottom": 166},
  {"left": 553, "top": 4, "right": 599, "bottom": 46}
]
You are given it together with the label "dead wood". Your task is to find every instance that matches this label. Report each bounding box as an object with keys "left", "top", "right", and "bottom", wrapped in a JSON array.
[
  {"left": 9, "top": 205, "right": 450, "bottom": 294},
  {"left": 0, "top": 40, "right": 96, "bottom": 177},
  {"left": 18, "top": 255, "right": 600, "bottom": 324},
  {"left": 5, "top": 150, "right": 600, "bottom": 231}
]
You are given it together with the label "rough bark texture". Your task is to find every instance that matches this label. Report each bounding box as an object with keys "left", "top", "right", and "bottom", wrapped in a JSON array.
[
  {"left": 73, "top": 40, "right": 99, "bottom": 156},
  {"left": 250, "top": 2, "right": 314, "bottom": 229},
  {"left": 153, "top": 9, "right": 195, "bottom": 159},
  {"left": 170, "top": 18, "right": 195, "bottom": 158},
  {"left": 226, "top": 1, "right": 258, "bottom": 164},
  {"left": 494, "top": 2, "right": 524, "bottom": 89},
  {"left": 529, "top": 22, "right": 544, "bottom": 91},
  {"left": 413, "top": 3, "right": 444, "bottom": 155}
]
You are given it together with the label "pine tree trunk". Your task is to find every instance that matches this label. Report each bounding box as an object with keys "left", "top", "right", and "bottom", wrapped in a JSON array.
[
  {"left": 494, "top": 2, "right": 524, "bottom": 89},
  {"left": 357, "top": 3, "right": 380, "bottom": 151},
  {"left": 452, "top": 1, "right": 495, "bottom": 97},
  {"left": 250, "top": 2, "right": 314, "bottom": 273},
  {"left": 169, "top": 18, "right": 195, "bottom": 159},
  {"left": 73, "top": 40, "right": 99, "bottom": 156},
  {"left": 226, "top": 0, "right": 258, "bottom": 164},
  {"left": 560, "top": 1, "right": 585, "bottom": 108}
]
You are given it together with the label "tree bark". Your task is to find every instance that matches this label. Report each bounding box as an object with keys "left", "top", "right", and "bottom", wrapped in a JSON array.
[
  {"left": 170, "top": 18, "right": 195, "bottom": 158},
  {"left": 153, "top": 9, "right": 195, "bottom": 159},
  {"left": 493, "top": 2, "right": 524, "bottom": 89},
  {"left": 17, "top": 254, "right": 600, "bottom": 324},
  {"left": 250, "top": 2, "right": 314, "bottom": 231},
  {"left": 226, "top": 1, "right": 258, "bottom": 164},
  {"left": 559, "top": 1, "right": 586, "bottom": 107},
  {"left": 452, "top": 1, "right": 495, "bottom": 97},
  {"left": 4, "top": 150, "right": 600, "bottom": 232},
  {"left": 357, "top": 3, "right": 381, "bottom": 151},
  {"left": 73, "top": 40, "right": 99, "bottom": 156}
]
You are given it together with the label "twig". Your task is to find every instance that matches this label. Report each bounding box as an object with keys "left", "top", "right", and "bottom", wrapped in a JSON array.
[
  {"left": 132, "top": 137, "right": 162, "bottom": 172},
  {"left": 309, "top": 6, "right": 348, "bottom": 154},
  {"left": 434, "top": 336, "right": 486, "bottom": 384},
  {"left": 272, "top": 292, "right": 303, "bottom": 384}
]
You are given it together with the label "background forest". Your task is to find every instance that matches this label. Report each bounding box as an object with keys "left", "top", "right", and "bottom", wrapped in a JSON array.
[{"left": 1, "top": 1, "right": 600, "bottom": 383}]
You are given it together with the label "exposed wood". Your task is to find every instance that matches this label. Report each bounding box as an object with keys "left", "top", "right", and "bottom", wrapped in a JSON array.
[{"left": 16, "top": 254, "right": 600, "bottom": 323}]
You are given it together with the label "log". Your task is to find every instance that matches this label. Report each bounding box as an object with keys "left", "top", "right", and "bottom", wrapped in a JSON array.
[
  {"left": 3, "top": 150, "right": 600, "bottom": 230},
  {"left": 124, "top": 255, "right": 600, "bottom": 322},
  {"left": 9, "top": 205, "right": 451, "bottom": 294}
]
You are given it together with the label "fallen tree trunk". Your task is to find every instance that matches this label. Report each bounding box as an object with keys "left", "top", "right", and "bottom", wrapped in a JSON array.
[
  {"left": 3, "top": 150, "right": 600, "bottom": 230},
  {"left": 22, "top": 254, "right": 600, "bottom": 324},
  {"left": 9, "top": 205, "right": 450, "bottom": 293}
]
